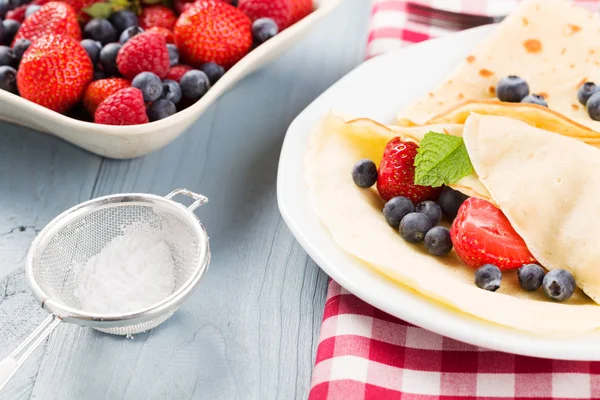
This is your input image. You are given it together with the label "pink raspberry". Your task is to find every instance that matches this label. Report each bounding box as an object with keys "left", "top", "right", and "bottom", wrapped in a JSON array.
[
  {"left": 116, "top": 32, "right": 170, "bottom": 79},
  {"left": 94, "top": 88, "right": 149, "bottom": 125}
]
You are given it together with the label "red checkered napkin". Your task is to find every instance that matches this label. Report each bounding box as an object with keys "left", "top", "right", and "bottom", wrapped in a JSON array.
[{"left": 309, "top": 1, "right": 600, "bottom": 399}]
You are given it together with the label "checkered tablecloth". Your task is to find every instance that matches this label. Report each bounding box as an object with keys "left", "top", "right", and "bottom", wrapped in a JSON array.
[{"left": 309, "top": 1, "right": 600, "bottom": 399}]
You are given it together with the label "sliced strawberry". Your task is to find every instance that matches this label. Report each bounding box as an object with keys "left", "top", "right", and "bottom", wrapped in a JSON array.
[{"left": 450, "top": 198, "right": 537, "bottom": 270}]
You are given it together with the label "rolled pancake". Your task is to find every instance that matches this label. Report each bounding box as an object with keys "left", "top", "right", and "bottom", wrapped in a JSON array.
[
  {"left": 306, "top": 113, "right": 600, "bottom": 335},
  {"left": 397, "top": 0, "right": 600, "bottom": 131},
  {"left": 464, "top": 114, "right": 600, "bottom": 304}
]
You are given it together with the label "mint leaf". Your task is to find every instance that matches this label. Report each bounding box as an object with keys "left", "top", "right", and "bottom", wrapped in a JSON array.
[
  {"left": 83, "top": 2, "right": 114, "bottom": 18},
  {"left": 414, "top": 132, "right": 474, "bottom": 187}
]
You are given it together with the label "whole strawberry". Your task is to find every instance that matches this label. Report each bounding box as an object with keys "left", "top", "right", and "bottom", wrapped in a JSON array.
[
  {"left": 146, "top": 26, "right": 176, "bottom": 44},
  {"left": 83, "top": 78, "right": 130, "bottom": 114},
  {"left": 95, "top": 87, "right": 149, "bottom": 125},
  {"left": 140, "top": 5, "right": 177, "bottom": 30},
  {"left": 165, "top": 64, "right": 192, "bottom": 82},
  {"left": 117, "top": 31, "right": 170, "bottom": 79},
  {"left": 17, "top": 34, "right": 93, "bottom": 113},
  {"left": 377, "top": 138, "right": 442, "bottom": 203},
  {"left": 14, "top": 2, "right": 81, "bottom": 44},
  {"left": 174, "top": 0, "right": 252, "bottom": 69},
  {"left": 238, "top": 0, "right": 312, "bottom": 30}
]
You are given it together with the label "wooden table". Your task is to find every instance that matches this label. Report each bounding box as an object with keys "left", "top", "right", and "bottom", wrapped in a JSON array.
[{"left": 0, "top": 1, "right": 369, "bottom": 398}]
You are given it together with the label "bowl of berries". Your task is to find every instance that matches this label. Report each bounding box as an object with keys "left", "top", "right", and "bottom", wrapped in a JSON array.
[{"left": 0, "top": 0, "right": 344, "bottom": 158}]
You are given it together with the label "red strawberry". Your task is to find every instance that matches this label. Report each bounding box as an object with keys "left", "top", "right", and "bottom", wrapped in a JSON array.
[
  {"left": 95, "top": 87, "right": 149, "bottom": 125},
  {"left": 290, "top": 0, "right": 312, "bottom": 24},
  {"left": 14, "top": 2, "right": 81, "bottom": 43},
  {"left": 83, "top": 78, "right": 130, "bottom": 114},
  {"left": 238, "top": 0, "right": 312, "bottom": 30},
  {"left": 174, "top": 0, "right": 252, "bottom": 69},
  {"left": 450, "top": 198, "right": 537, "bottom": 270},
  {"left": 146, "top": 26, "right": 176, "bottom": 44},
  {"left": 165, "top": 64, "right": 192, "bottom": 82},
  {"left": 17, "top": 34, "right": 93, "bottom": 113},
  {"left": 376, "top": 138, "right": 442, "bottom": 203},
  {"left": 140, "top": 5, "right": 177, "bottom": 30},
  {"left": 116, "top": 31, "right": 170, "bottom": 79},
  {"left": 6, "top": 5, "right": 27, "bottom": 21}
]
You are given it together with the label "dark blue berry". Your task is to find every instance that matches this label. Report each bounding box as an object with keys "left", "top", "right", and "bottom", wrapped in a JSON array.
[
  {"left": 542, "top": 269, "right": 575, "bottom": 301},
  {"left": 475, "top": 264, "right": 502, "bottom": 292},
  {"left": 147, "top": 99, "right": 176, "bottom": 121},
  {"left": 80, "top": 39, "right": 101, "bottom": 66},
  {"left": 160, "top": 79, "right": 182, "bottom": 104},
  {"left": 230, "top": 0, "right": 237, "bottom": 5},
  {"left": 167, "top": 43, "right": 179, "bottom": 67},
  {"left": 0, "top": 46, "right": 16, "bottom": 67},
  {"left": 2, "top": 19, "right": 19, "bottom": 45},
  {"left": 578, "top": 82, "right": 599, "bottom": 106},
  {"left": 24, "top": 4, "right": 39, "bottom": 18},
  {"left": 521, "top": 94, "right": 547, "bottom": 107},
  {"left": 0, "top": 0, "right": 11, "bottom": 19},
  {"left": 199, "top": 62, "right": 225, "bottom": 85},
  {"left": 383, "top": 196, "right": 414, "bottom": 228},
  {"left": 399, "top": 212, "right": 432, "bottom": 243},
  {"left": 84, "top": 18, "right": 118, "bottom": 45},
  {"left": 11, "top": 38, "right": 29, "bottom": 62},
  {"left": 496, "top": 75, "right": 529, "bottom": 103},
  {"left": 10, "top": 0, "right": 30, "bottom": 8},
  {"left": 180, "top": 69, "right": 210, "bottom": 100},
  {"left": 93, "top": 70, "right": 108, "bottom": 80},
  {"left": 119, "top": 26, "right": 143, "bottom": 44},
  {"left": 132, "top": 71, "right": 163, "bottom": 102},
  {"left": 517, "top": 264, "right": 545, "bottom": 291},
  {"left": 99, "top": 42, "right": 121, "bottom": 75},
  {"left": 587, "top": 91, "right": 600, "bottom": 121},
  {"left": 109, "top": 10, "right": 138, "bottom": 33},
  {"left": 0, "top": 65, "right": 17, "bottom": 94},
  {"left": 252, "top": 17, "right": 278, "bottom": 44},
  {"left": 437, "top": 186, "right": 468, "bottom": 220},
  {"left": 415, "top": 200, "right": 442, "bottom": 226},
  {"left": 352, "top": 159, "right": 377, "bottom": 188},
  {"left": 424, "top": 226, "right": 452, "bottom": 256},
  {"left": 0, "top": 19, "right": 5, "bottom": 45}
]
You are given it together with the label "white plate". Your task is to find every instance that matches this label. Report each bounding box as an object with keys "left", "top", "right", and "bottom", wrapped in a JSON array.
[{"left": 277, "top": 25, "right": 600, "bottom": 360}]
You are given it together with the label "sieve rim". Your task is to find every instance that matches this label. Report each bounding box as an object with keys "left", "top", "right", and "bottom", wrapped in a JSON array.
[{"left": 25, "top": 192, "right": 210, "bottom": 329}]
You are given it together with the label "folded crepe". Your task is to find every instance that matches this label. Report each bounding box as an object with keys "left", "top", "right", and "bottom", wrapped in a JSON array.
[
  {"left": 306, "top": 113, "right": 600, "bottom": 335},
  {"left": 397, "top": 0, "right": 600, "bottom": 131}
]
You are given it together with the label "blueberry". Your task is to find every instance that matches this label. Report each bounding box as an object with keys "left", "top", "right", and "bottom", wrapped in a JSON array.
[
  {"left": 587, "top": 91, "right": 600, "bottom": 121},
  {"left": 167, "top": 43, "right": 179, "bottom": 67},
  {"left": 11, "top": 38, "right": 29, "bottom": 61},
  {"left": 2, "top": 19, "right": 19, "bottom": 44},
  {"left": 99, "top": 42, "right": 121, "bottom": 75},
  {"left": 0, "top": 46, "right": 16, "bottom": 67},
  {"left": 199, "top": 62, "right": 225, "bottom": 85},
  {"left": 160, "top": 79, "right": 182, "bottom": 104},
  {"left": 475, "top": 264, "right": 502, "bottom": 292},
  {"left": 521, "top": 94, "right": 547, "bottom": 107},
  {"left": 424, "top": 226, "right": 452, "bottom": 256},
  {"left": 399, "top": 212, "right": 432, "bottom": 243},
  {"left": 496, "top": 75, "right": 529, "bottom": 103},
  {"left": 84, "top": 18, "right": 118, "bottom": 45},
  {"left": 230, "top": 0, "right": 237, "bottom": 5},
  {"left": 383, "top": 196, "right": 414, "bottom": 228},
  {"left": 415, "top": 200, "right": 442, "bottom": 226},
  {"left": 0, "top": 0, "right": 11, "bottom": 19},
  {"left": 119, "top": 26, "right": 143, "bottom": 44},
  {"left": 109, "top": 10, "right": 138, "bottom": 33},
  {"left": 24, "top": 4, "right": 39, "bottom": 18},
  {"left": 147, "top": 99, "right": 176, "bottom": 121},
  {"left": 437, "top": 186, "right": 468, "bottom": 220},
  {"left": 80, "top": 39, "right": 101, "bottom": 65},
  {"left": 352, "top": 159, "right": 377, "bottom": 188},
  {"left": 252, "top": 17, "right": 278, "bottom": 44},
  {"left": 132, "top": 71, "right": 163, "bottom": 102},
  {"left": 0, "top": 65, "right": 17, "bottom": 93},
  {"left": 542, "top": 269, "right": 575, "bottom": 301},
  {"left": 517, "top": 263, "right": 545, "bottom": 291},
  {"left": 93, "top": 70, "right": 108, "bottom": 80},
  {"left": 578, "top": 82, "right": 599, "bottom": 106},
  {"left": 9, "top": 0, "right": 30, "bottom": 8},
  {"left": 180, "top": 69, "right": 210, "bottom": 100}
]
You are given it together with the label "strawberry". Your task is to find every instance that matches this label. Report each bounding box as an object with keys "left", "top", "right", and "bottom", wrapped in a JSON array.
[
  {"left": 116, "top": 31, "right": 170, "bottom": 79},
  {"left": 450, "top": 198, "right": 537, "bottom": 270},
  {"left": 94, "top": 87, "right": 149, "bottom": 125},
  {"left": 174, "top": 0, "right": 252, "bottom": 69},
  {"left": 146, "top": 26, "right": 175, "bottom": 44},
  {"left": 376, "top": 138, "right": 442, "bottom": 203},
  {"left": 17, "top": 34, "right": 93, "bottom": 113},
  {"left": 14, "top": 2, "right": 81, "bottom": 44},
  {"left": 83, "top": 78, "right": 130, "bottom": 114},
  {"left": 140, "top": 5, "right": 177, "bottom": 30},
  {"left": 290, "top": 0, "right": 312, "bottom": 24},
  {"left": 238, "top": 0, "right": 312, "bottom": 30},
  {"left": 165, "top": 64, "right": 192, "bottom": 82}
]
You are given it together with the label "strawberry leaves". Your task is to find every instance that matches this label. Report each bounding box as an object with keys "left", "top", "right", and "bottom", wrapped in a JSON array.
[{"left": 83, "top": 0, "right": 132, "bottom": 19}]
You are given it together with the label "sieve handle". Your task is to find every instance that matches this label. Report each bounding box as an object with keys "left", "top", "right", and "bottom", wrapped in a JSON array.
[
  {"left": 0, "top": 314, "right": 61, "bottom": 392},
  {"left": 165, "top": 189, "right": 208, "bottom": 212}
]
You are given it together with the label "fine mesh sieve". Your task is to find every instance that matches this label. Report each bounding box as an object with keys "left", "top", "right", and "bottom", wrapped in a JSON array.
[{"left": 0, "top": 189, "right": 211, "bottom": 391}]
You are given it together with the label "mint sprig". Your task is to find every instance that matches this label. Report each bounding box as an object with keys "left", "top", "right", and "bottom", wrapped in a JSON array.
[{"left": 414, "top": 132, "right": 474, "bottom": 187}]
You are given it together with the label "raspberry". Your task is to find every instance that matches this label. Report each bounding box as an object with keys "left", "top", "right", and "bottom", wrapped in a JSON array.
[
  {"left": 146, "top": 26, "right": 175, "bottom": 44},
  {"left": 116, "top": 31, "right": 170, "bottom": 79},
  {"left": 165, "top": 64, "right": 192, "bottom": 82},
  {"left": 94, "top": 87, "right": 149, "bottom": 125},
  {"left": 140, "top": 5, "right": 177, "bottom": 30}
]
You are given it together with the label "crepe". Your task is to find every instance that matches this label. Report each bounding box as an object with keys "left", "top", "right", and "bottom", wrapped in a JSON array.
[
  {"left": 306, "top": 113, "right": 600, "bottom": 335},
  {"left": 397, "top": 0, "right": 600, "bottom": 131}
]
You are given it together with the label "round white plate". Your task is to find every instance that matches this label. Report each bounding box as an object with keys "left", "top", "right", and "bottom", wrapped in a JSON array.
[{"left": 277, "top": 25, "right": 600, "bottom": 360}]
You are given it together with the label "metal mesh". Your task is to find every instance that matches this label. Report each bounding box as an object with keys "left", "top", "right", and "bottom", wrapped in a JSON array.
[{"left": 30, "top": 200, "right": 203, "bottom": 335}]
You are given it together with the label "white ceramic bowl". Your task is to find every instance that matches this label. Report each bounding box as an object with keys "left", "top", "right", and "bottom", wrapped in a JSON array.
[{"left": 0, "top": 0, "right": 344, "bottom": 159}]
